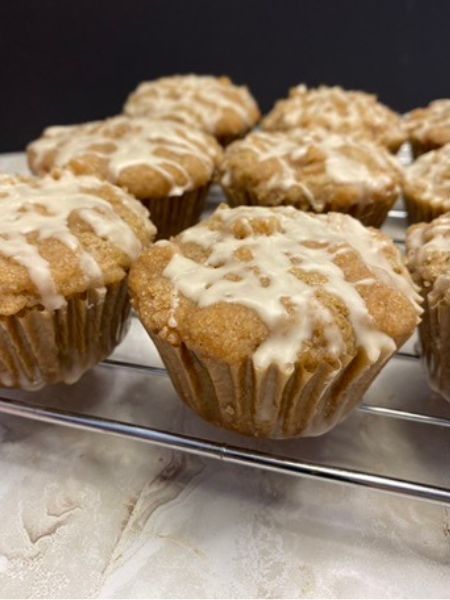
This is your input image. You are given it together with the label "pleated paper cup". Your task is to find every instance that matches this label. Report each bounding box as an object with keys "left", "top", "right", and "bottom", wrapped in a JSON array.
[
  {"left": 150, "top": 333, "right": 393, "bottom": 439},
  {"left": 404, "top": 193, "right": 450, "bottom": 224},
  {"left": 141, "top": 186, "right": 209, "bottom": 240},
  {"left": 418, "top": 287, "right": 450, "bottom": 402},
  {"left": 224, "top": 188, "right": 395, "bottom": 228},
  {"left": 0, "top": 279, "right": 130, "bottom": 390}
]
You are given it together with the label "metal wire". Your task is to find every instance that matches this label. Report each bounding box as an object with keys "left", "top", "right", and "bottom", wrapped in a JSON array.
[
  {"left": 101, "top": 354, "right": 450, "bottom": 431},
  {"left": 388, "top": 209, "right": 408, "bottom": 219},
  {"left": 0, "top": 348, "right": 449, "bottom": 506},
  {"left": 0, "top": 207, "right": 448, "bottom": 506},
  {"left": 0, "top": 394, "right": 449, "bottom": 506}
]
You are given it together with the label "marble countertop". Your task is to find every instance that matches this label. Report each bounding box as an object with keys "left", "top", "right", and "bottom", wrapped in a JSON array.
[{"left": 0, "top": 154, "right": 449, "bottom": 599}]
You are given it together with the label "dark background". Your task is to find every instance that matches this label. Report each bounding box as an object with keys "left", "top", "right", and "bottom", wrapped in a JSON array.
[{"left": 1, "top": 0, "right": 450, "bottom": 152}]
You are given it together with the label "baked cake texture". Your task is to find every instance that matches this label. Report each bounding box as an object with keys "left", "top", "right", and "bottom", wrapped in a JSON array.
[
  {"left": 403, "top": 144, "right": 450, "bottom": 223},
  {"left": 407, "top": 215, "right": 450, "bottom": 401},
  {"left": 262, "top": 85, "right": 406, "bottom": 152},
  {"left": 0, "top": 171, "right": 155, "bottom": 389},
  {"left": 123, "top": 75, "right": 260, "bottom": 145},
  {"left": 404, "top": 99, "right": 450, "bottom": 156},
  {"left": 220, "top": 129, "right": 403, "bottom": 227},
  {"left": 27, "top": 115, "right": 222, "bottom": 239},
  {"left": 130, "top": 203, "right": 420, "bottom": 438}
]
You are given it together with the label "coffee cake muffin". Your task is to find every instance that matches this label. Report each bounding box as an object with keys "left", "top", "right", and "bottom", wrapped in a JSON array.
[
  {"left": 262, "top": 85, "right": 406, "bottom": 152},
  {"left": 27, "top": 115, "right": 221, "bottom": 239},
  {"left": 404, "top": 99, "right": 450, "bottom": 156},
  {"left": 407, "top": 214, "right": 450, "bottom": 401},
  {"left": 130, "top": 204, "right": 420, "bottom": 438},
  {"left": 0, "top": 171, "right": 155, "bottom": 390},
  {"left": 403, "top": 145, "right": 450, "bottom": 223},
  {"left": 220, "top": 130, "right": 403, "bottom": 227},
  {"left": 123, "top": 75, "right": 261, "bottom": 145}
]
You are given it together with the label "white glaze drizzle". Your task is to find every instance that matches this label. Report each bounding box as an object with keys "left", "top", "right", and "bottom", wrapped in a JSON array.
[
  {"left": 28, "top": 116, "right": 220, "bottom": 197},
  {"left": 407, "top": 216, "right": 450, "bottom": 398},
  {"left": 408, "top": 214, "right": 450, "bottom": 257},
  {"left": 405, "top": 99, "right": 450, "bottom": 141},
  {"left": 405, "top": 145, "right": 450, "bottom": 206},
  {"left": 123, "top": 75, "right": 259, "bottom": 132},
  {"left": 221, "top": 131, "right": 401, "bottom": 211},
  {"left": 407, "top": 214, "right": 450, "bottom": 304},
  {"left": 0, "top": 172, "right": 153, "bottom": 310},
  {"left": 162, "top": 205, "right": 420, "bottom": 372},
  {"left": 263, "top": 85, "right": 403, "bottom": 146}
]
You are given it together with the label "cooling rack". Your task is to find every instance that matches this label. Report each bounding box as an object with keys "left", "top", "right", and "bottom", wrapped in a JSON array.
[{"left": 0, "top": 196, "right": 449, "bottom": 507}]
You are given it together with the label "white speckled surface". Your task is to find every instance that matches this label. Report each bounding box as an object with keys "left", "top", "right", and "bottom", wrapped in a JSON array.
[{"left": 0, "top": 153, "right": 449, "bottom": 599}]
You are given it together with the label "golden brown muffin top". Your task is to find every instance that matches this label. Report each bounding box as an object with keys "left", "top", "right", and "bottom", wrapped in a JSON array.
[
  {"left": 130, "top": 204, "right": 420, "bottom": 371},
  {"left": 123, "top": 75, "right": 261, "bottom": 141},
  {"left": 27, "top": 116, "right": 222, "bottom": 200},
  {"left": 407, "top": 213, "right": 450, "bottom": 302},
  {"left": 220, "top": 129, "right": 403, "bottom": 210},
  {"left": 262, "top": 85, "right": 406, "bottom": 152},
  {"left": 404, "top": 99, "right": 450, "bottom": 150},
  {"left": 0, "top": 171, "right": 156, "bottom": 316},
  {"left": 404, "top": 145, "right": 450, "bottom": 209}
]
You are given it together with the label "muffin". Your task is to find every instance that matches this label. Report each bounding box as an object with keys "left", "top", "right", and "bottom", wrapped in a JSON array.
[
  {"left": 123, "top": 75, "right": 261, "bottom": 145},
  {"left": 407, "top": 214, "right": 450, "bottom": 401},
  {"left": 0, "top": 171, "right": 155, "bottom": 390},
  {"left": 129, "top": 203, "right": 420, "bottom": 438},
  {"left": 404, "top": 99, "right": 450, "bottom": 156},
  {"left": 27, "top": 115, "right": 222, "bottom": 239},
  {"left": 403, "top": 145, "right": 450, "bottom": 223},
  {"left": 262, "top": 85, "right": 406, "bottom": 152},
  {"left": 220, "top": 129, "right": 403, "bottom": 227}
]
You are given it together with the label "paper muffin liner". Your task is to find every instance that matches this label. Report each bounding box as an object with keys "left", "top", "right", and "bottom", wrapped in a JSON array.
[
  {"left": 403, "top": 193, "right": 450, "bottom": 224},
  {"left": 410, "top": 140, "right": 440, "bottom": 159},
  {"left": 344, "top": 198, "right": 395, "bottom": 228},
  {"left": 418, "top": 291, "right": 450, "bottom": 402},
  {"left": 149, "top": 333, "right": 392, "bottom": 438},
  {"left": 224, "top": 188, "right": 394, "bottom": 228},
  {"left": 141, "top": 186, "right": 209, "bottom": 240},
  {"left": 216, "top": 132, "right": 248, "bottom": 147},
  {"left": 0, "top": 279, "right": 130, "bottom": 390}
]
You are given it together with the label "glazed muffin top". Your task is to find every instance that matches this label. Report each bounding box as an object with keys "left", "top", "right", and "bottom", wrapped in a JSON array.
[
  {"left": 404, "top": 145, "right": 450, "bottom": 209},
  {"left": 404, "top": 99, "right": 450, "bottom": 151},
  {"left": 220, "top": 129, "right": 403, "bottom": 210},
  {"left": 123, "top": 75, "right": 261, "bottom": 142},
  {"left": 130, "top": 204, "right": 420, "bottom": 372},
  {"left": 262, "top": 85, "right": 406, "bottom": 152},
  {"left": 0, "top": 171, "right": 156, "bottom": 316},
  {"left": 27, "top": 116, "right": 222, "bottom": 200},
  {"left": 407, "top": 213, "right": 450, "bottom": 297}
]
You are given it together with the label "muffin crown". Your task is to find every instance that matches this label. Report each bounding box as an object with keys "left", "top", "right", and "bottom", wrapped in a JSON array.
[
  {"left": 220, "top": 129, "right": 403, "bottom": 211},
  {"left": 407, "top": 213, "right": 450, "bottom": 292},
  {"left": 404, "top": 99, "right": 450, "bottom": 148},
  {"left": 130, "top": 204, "right": 420, "bottom": 372},
  {"left": 0, "top": 171, "right": 155, "bottom": 315},
  {"left": 262, "top": 85, "right": 405, "bottom": 151},
  {"left": 123, "top": 75, "right": 260, "bottom": 139},
  {"left": 27, "top": 116, "right": 222, "bottom": 199},
  {"left": 404, "top": 145, "right": 450, "bottom": 206},
  {"left": 406, "top": 213, "right": 450, "bottom": 405}
]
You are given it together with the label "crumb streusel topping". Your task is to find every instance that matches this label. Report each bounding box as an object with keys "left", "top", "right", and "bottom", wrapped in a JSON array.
[
  {"left": 262, "top": 85, "right": 405, "bottom": 151},
  {"left": 28, "top": 116, "right": 222, "bottom": 199},
  {"left": 0, "top": 171, "right": 155, "bottom": 314}
]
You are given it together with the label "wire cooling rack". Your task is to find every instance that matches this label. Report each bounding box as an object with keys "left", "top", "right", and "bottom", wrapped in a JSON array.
[{"left": 0, "top": 202, "right": 449, "bottom": 507}]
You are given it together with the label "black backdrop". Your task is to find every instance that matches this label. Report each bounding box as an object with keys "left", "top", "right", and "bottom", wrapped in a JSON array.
[{"left": 1, "top": 0, "right": 450, "bottom": 152}]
